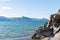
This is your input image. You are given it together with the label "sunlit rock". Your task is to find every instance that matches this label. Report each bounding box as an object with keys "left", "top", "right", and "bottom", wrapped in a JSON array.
[{"left": 32, "top": 9, "right": 60, "bottom": 40}]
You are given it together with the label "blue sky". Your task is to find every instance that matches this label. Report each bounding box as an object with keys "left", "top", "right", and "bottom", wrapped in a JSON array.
[{"left": 0, "top": 0, "right": 60, "bottom": 18}]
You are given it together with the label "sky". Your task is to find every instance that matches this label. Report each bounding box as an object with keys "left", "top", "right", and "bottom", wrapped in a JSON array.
[{"left": 0, "top": 0, "right": 60, "bottom": 18}]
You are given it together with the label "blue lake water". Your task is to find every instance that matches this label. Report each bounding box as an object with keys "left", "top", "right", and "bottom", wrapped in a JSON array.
[{"left": 0, "top": 21, "right": 46, "bottom": 40}]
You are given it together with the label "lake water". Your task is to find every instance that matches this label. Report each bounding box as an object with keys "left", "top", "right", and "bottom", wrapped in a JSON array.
[{"left": 0, "top": 21, "right": 46, "bottom": 40}]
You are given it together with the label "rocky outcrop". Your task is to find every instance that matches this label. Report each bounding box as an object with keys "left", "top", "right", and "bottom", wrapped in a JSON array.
[{"left": 32, "top": 9, "right": 60, "bottom": 40}]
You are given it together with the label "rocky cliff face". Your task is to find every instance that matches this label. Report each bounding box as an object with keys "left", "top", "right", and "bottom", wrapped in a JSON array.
[{"left": 32, "top": 10, "right": 60, "bottom": 40}]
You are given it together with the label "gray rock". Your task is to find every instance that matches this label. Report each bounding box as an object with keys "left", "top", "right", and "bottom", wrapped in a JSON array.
[{"left": 32, "top": 9, "right": 60, "bottom": 40}]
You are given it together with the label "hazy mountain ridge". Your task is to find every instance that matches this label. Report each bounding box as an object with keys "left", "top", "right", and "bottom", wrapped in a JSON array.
[{"left": 0, "top": 16, "right": 48, "bottom": 21}]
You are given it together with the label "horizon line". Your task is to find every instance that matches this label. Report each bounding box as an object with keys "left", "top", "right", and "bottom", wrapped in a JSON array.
[{"left": 0, "top": 16, "right": 48, "bottom": 19}]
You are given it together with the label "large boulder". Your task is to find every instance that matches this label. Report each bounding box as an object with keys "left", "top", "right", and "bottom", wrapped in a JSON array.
[{"left": 32, "top": 9, "right": 60, "bottom": 40}]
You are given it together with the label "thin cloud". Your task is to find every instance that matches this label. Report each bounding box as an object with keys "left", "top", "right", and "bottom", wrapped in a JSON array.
[
  {"left": 0, "top": 0, "right": 10, "bottom": 1},
  {"left": 2, "top": 7, "right": 13, "bottom": 10}
]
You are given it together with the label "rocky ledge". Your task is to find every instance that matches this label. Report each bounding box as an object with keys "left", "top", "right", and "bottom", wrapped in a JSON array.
[{"left": 32, "top": 9, "right": 60, "bottom": 40}]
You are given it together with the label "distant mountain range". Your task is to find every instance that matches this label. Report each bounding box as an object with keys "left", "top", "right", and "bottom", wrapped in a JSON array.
[{"left": 0, "top": 16, "right": 48, "bottom": 21}]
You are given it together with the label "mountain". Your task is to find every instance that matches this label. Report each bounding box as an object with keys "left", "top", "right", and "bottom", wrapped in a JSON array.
[
  {"left": 40, "top": 18, "right": 48, "bottom": 21},
  {"left": 10, "top": 16, "right": 48, "bottom": 21},
  {"left": 9, "top": 16, "right": 32, "bottom": 21},
  {"left": 0, "top": 16, "right": 48, "bottom": 21},
  {"left": 0, "top": 16, "right": 10, "bottom": 21}
]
